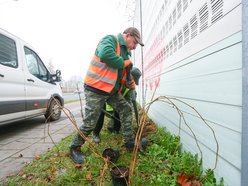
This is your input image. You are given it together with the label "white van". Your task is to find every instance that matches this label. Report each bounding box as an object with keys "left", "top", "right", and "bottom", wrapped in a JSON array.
[{"left": 0, "top": 28, "right": 64, "bottom": 126}]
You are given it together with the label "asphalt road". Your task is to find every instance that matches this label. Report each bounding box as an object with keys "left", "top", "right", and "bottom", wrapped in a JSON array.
[
  {"left": 63, "top": 92, "right": 83, "bottom": 102},
  {"left": 0, "top": 101, "right": 83, "bottom": 180}
]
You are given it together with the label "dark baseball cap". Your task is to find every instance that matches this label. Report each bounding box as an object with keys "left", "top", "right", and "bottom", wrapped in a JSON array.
[
  {"left": 131, "top": 67, "right": 142, "bottom": 85},
  {"left": 123, "top": 27, "right": 144, "bottom": 46}
]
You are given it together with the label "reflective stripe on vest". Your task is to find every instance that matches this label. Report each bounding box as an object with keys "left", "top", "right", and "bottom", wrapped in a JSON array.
[
  {"left": 84, "top": 36, "right": 121, "bottom": 93},
  {"left": 106, "top": 104, "right": 114, "bottom": 112}
]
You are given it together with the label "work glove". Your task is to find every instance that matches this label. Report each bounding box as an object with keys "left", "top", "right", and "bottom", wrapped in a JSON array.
[
  {"left": 124, "top": 59, "right": 133, "bottom": 68},
  {"left": 125, "top": 80, "right": 135, "bottom": 89}
]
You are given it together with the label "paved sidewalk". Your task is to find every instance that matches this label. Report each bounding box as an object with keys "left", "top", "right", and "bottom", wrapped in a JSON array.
[{"left": 0, "top": 102, "right": 82, "bottom": 180}]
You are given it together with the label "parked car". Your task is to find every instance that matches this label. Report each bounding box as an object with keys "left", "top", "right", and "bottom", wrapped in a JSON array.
[{"left": 0, "top": 28, "right": 64, "bottom": 126}]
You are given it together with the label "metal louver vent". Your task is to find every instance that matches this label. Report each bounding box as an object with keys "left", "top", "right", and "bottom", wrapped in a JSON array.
[
  {"left": 190, "top": 14, "right": 198, "bottom": 39},
  {"left": 166, "top": 44, "right": 169, "bottom": 58},
  {"left": 177, "top": 0, "right": 182, "bottom": 19},
  {"left": 211, "top": 0, "right": 223, "bottom": 24},
  {"left": 165, "top": 21, "right": 169, "bottom": 35},
  {"left": 183, "top": 23, "right": 189, "bottom": 44},
  {"left": 169, "top": 15, "right": 172, "bottom": 30},
  {"left": 199, "top": 3, "right": 209, "bottom": 32},
  {"left": 177, "top": 30, "right": 183, "bottom": 49},
  {"left": 162, "top": 47, "right": 166, "bottom": 61},
  {"left": 183, "top": 0, "right": 188, "bottom": 12},
  {"left": 173, "top": 36, "right": 177, "bottom": 52},
  {"left": 159, "top": 30, "right": 162, "bottom": 41},
  {"left": 162, "top": 25, "right": 165, "bottom": 39},
  {"left": 173, "top": 8, "right": 177, "bottom": 25},
  {"left": 169, "top": 40, "right": 173, "bottom": 55}
]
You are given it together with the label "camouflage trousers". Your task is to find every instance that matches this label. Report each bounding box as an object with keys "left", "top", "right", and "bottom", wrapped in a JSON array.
[{"left": 70, "top": 89, "right": 133, "bottom": 148}]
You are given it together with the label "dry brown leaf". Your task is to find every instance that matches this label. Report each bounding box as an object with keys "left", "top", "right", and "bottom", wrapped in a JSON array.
[
  {"left": 53, "top": 170, "right": 59, "bottom": 175},
  {"left": 17, "top": 170, "right": 26, "bottom": 176},
  {"left": 27, "top": 174, "right": 34, "bottom": 180},
  {"left": 140, "top": 173, "right": 149, "bottom": 178},
  {"left": 86, "top": 173, "right": 93, "bottom": 181},
  {"left": 177, "top": 173, "right": 191, "bottom": 186},
  {"left": 35, "top": 155, "right": 40, "bottom": 160},
  {"left": 177, "top": 173, "right": 202, "bottom": 186},
  {"left": 191, "top": 180, "right": 201, "bottom": 186},
  {"left": 74, "top": 163, "right": 82, "bottom": 168},
  {"left": 164, "top": 169, "right": 172, "bottom": 175},
  {"left": 22, "top": 161, "right": 30, "bottom": 166}
]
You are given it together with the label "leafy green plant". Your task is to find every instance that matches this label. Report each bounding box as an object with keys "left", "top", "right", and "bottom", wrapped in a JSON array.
[{"left": 1, "top": 119, "right": 224, "bottom": 186}]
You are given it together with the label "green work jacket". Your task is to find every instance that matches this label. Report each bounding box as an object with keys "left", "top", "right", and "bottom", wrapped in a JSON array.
[{"left": 95, "top": 33, "right": 131, "bottom": 94}]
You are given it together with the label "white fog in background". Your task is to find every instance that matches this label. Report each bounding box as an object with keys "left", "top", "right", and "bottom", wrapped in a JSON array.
[{"left": 0, "top": 0, "right": 135, "bottom": 80}]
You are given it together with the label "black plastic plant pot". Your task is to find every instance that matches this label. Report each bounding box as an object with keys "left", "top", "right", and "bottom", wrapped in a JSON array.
[
  {"left": 102, "top": 148, "right": 120, "bottom": 163},
  {"left": 110, "top": 165, "right": 129, "bottom": 186}
]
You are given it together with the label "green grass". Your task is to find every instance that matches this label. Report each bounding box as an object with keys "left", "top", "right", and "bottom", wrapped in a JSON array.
[
  {"left": 1, "top": 117, "right": 224, "bottom": 186},
  {"left": 64, "top": 100, "right": 80, "bottom": 104}
]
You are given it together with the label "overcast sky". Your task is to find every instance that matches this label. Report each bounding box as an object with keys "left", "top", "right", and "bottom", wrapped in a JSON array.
[{"left": 0, "top": 0, "right": 134, "bottom": 80}]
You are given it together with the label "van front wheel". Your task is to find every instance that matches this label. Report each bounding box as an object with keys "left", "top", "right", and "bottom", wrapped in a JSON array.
[{"left": 45, "top": 99, "right": 62, "bottom": 121}]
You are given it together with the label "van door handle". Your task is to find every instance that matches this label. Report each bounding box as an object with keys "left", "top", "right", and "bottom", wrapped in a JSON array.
[
  {"left": 0, "top": 74, "right": 4, "bottom": 77},
  {"left": 27, "top": 78, "right": 35, "bottom": 82}
]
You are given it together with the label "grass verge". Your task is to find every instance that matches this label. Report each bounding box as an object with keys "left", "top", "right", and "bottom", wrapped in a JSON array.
[{"left": 1, "top": 117, "right": 224, "bottom": 186}]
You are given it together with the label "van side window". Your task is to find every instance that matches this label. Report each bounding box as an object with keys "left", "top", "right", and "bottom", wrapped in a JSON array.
[
  {"left": 24, "top": 47, "right": 48, "bottom": 82},
  {"left": 0, "top": 33, "right": 18, "bottom": 68}
]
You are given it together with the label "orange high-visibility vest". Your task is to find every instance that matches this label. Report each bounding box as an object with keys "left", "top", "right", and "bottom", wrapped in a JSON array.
[
  {"left": 84, "top": 36, "right": 121, "bottom": 93},
  {"left": 119, "top": 69, "right": 127, "bottom": 94}
]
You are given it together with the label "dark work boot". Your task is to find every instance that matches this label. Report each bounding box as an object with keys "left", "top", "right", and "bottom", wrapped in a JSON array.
[
  {"left": 92, "top": 134, "right": 101, "bottom": 143},
  {"left": 70, "top": 146, "right": 84, "bottom": 164}
]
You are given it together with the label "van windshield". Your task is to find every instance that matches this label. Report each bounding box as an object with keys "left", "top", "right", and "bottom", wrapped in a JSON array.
[{"left": 24, "top": 47, "right": 48, "bottom": 81}]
